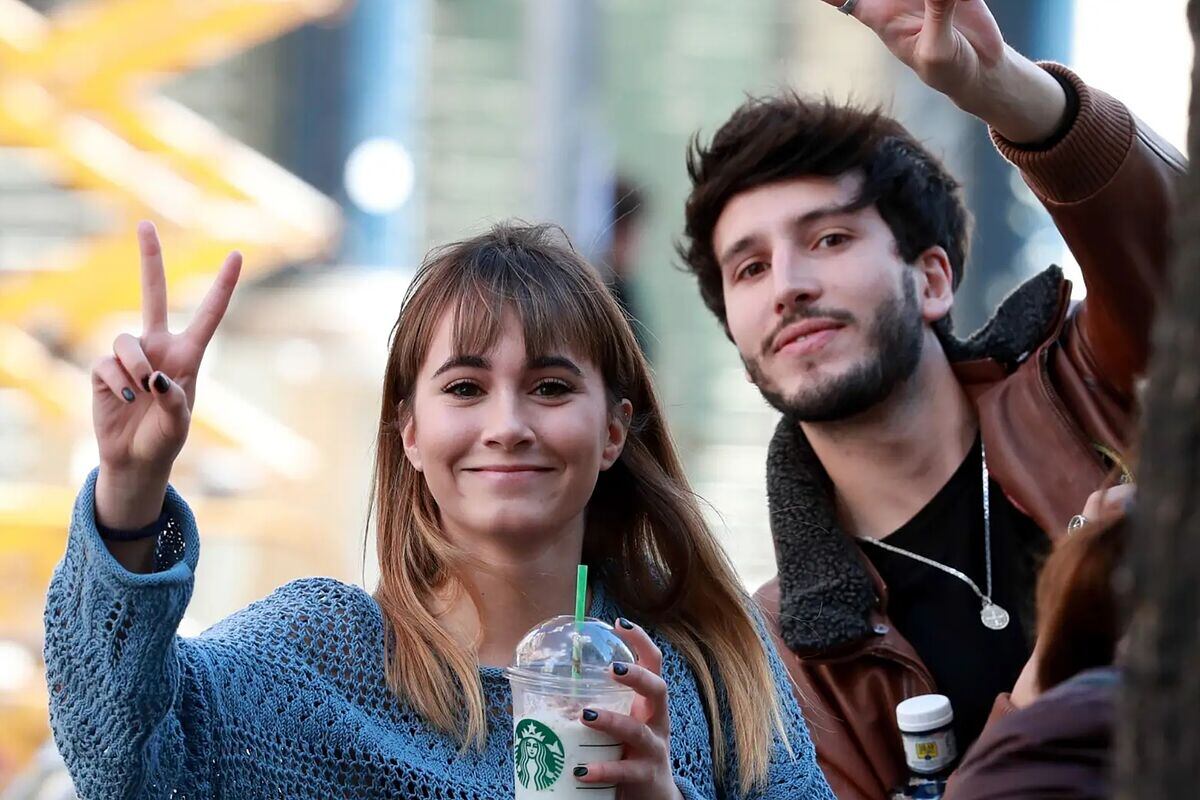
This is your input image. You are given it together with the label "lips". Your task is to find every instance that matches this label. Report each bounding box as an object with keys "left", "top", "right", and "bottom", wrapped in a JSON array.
[
  {"left": 772, "top": 319, "right": 844, "bottom": 355},
  {"left": 464, "top": 465, "right": 554, "bottom": 474}
]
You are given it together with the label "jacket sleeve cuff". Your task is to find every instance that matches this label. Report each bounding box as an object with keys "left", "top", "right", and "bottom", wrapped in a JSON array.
[{"left": 990, "top": 62, "right": 1134, "bottom": 204}]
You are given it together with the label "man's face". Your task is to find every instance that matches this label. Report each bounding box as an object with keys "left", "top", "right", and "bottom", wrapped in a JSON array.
[{"left": 712, "top": 173, "right": 932, "bottom": 422}]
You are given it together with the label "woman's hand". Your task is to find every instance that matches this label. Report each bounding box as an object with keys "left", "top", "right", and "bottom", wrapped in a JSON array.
[
  {"left": 93, "top": 222, "right": 242, "bottom": 532},
  {"left": 1079, "top": 482, "right": 1136, "bottom": 529},
  {"left": 573, "top": 618, "right": 683, "bottom": 800}
]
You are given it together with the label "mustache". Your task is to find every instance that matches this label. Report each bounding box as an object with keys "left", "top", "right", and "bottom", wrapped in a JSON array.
[{"left": 761, "top": 306, "right": 856, "bottom": 357}]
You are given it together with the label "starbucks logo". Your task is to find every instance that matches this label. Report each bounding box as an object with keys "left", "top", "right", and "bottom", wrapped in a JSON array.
[{"left": 514, "top": 718, "right": 566, "bottom": 791}]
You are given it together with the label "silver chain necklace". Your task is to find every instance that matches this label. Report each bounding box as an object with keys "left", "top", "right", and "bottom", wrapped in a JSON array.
[{"left": 857, "top": 442, "right": 1011, "bottom": 631}]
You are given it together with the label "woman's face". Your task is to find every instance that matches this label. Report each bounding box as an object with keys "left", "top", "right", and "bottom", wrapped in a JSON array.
[{"left": 402, "top": 309, "right": 630, "bottom": 549}]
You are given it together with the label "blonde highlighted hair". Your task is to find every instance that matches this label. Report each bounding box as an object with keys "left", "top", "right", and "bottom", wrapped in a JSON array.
[{"left": 370, "top": 223, "right": 788, "bottom": 793}]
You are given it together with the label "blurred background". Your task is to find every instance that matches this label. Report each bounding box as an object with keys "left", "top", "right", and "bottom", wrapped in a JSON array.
[{"left": 0, "top": 0, "right": 1190, "bottom": 793}]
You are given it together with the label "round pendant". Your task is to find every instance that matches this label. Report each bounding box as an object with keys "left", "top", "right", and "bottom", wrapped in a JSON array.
[{"left": 980, "top": 602, "right": 1010, "bottom": 631}]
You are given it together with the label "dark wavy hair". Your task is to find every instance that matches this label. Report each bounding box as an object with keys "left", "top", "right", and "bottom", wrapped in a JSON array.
[{"left": 679, "top": 94, "right": 972, "bottom": 338}]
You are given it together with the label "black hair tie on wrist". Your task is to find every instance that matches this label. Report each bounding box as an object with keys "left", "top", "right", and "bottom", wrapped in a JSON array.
[{"left": 96, "top": 507, "right": 170, "bottom": 542}]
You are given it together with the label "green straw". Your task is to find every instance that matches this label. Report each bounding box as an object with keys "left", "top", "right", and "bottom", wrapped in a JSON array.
[
  {"left": 575, "top": 564, "right": 588, "bottom": 622},
  {"left": 572, "top": 564, "right": 587, "bottom": 678}
]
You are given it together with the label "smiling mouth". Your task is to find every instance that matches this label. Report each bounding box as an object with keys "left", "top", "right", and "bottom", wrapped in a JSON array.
[
  {"left": 464, "top": 466, "right": 554, "bottom": 474},
  {"left": 772, "top": 323, "right": 843, "bottom": 357}
]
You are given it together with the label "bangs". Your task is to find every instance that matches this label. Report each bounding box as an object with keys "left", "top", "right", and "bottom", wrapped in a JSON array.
[{"left": 443, "top": 235, "right": 611, "bottom": 367}]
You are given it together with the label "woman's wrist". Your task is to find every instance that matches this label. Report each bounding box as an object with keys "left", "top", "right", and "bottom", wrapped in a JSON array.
[{"left": 95, "top": 464, "right": 171, "bottom": 531}]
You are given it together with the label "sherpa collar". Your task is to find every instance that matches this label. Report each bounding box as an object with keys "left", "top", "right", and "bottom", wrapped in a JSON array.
[{"left": 767, "top": 265, "right": 1066, "bottom": 654}]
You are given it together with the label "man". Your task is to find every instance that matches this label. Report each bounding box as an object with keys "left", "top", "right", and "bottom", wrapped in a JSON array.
[{"left": 678, "top": 1, "right": 1183, "bottom": 797}]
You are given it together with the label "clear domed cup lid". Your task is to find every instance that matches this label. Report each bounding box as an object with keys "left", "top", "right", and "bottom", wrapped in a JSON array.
[{"left": 505, "top": 615, "right": 634, "bottom": 693}]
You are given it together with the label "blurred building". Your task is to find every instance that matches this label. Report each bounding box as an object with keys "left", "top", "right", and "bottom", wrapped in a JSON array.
[{"left": 0, "top": 0, "right": 1190, "bottom": 792}]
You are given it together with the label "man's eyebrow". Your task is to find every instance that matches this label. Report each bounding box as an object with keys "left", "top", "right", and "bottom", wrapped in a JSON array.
[
  {"left": 718, "top": 235, "right": 759, "bottom": 270},
  {"left": 528, "top": 355, "right": 583, "bottom": 377},
  {"left": 717, "top": 200, "right": 863, "bottom": 268},
  {"left": 432, "top": 355, "right": 490, "bottom": 377},
  {"left": 793, "top": 200, "right": 863, "bottom": 229}
]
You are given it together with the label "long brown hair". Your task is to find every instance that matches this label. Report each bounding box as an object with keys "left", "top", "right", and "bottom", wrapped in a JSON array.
[
  {"left": 370, "top": 222, "right": 787, "bottom": 793},
  {"left": 1035, "top": 517, "right": 1130, "bottom": 691}
]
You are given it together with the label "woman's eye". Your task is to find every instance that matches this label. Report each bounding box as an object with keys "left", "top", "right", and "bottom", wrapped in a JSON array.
[
  {"left": 817, "top": 233, "right": 850, "bottom": 249},
  {"left": 533, "top": 380, "right": 573, "bottom": 398},
  {"left": 444, "top": 381, "right": 482, "bottom": 398}
]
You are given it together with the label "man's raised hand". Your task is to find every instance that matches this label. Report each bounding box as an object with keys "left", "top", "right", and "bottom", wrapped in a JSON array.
[{"left": 820, "top": 0, "right": 1068, "bottom": 144}]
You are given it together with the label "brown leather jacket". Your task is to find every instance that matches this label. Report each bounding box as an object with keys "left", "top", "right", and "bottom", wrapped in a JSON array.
[{"left": 754, "top": 63, "right": 1185, "bottom": 800}]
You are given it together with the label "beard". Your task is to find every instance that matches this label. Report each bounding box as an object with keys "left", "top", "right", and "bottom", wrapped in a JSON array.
[{"left": 746, "top": 273, "right": 925, "bottom": 422}]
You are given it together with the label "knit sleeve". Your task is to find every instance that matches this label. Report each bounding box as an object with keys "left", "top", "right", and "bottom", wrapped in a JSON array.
[
  {"left": 711, "top": 617, "right": 835, "bottom": 800},
  {"left": 749, "top": 627, "right": 836, "bottom": 800},
  {"left": 667, "top": 613, "right": 834, "bottom": 800},
  {"left": 43, "top": 468, "right": 216, "bottom": 798}
]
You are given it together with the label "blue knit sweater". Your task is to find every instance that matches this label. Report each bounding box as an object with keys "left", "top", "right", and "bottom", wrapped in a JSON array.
[{"left": 44, "top": 471, "right": 833, "bottom": 800}]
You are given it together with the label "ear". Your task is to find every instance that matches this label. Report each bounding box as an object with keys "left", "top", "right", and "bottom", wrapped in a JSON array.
[
  {"left": 600, "top": 399, "right": 633, "bottom": 471},
  {"left": 399, "top": 403, "right": 423, "bottom": 472},
  {"left": 914, "top": 245, "right": 955, "bottom": 325}
]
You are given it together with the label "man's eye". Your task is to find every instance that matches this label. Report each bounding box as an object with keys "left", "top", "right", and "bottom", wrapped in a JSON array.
[
  {"left": 533, "top": 380, "right": 573, "bottom": 398},
  {"left": 737, "top": 261, "right": 768, "bottom": 281},
  {"left": 444, "top": 381, "right": 482, "bottom": 398},
  {"left": 817, "top": 233, "right": 850, "bottom": 249}
]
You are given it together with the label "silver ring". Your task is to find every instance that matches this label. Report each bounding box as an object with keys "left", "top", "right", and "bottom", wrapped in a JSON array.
[
  {"left": 1067, "top": 514, "right": 1088, "bottom": 534},
  {"left": 838, "top": 0, "right": 858, "bottom": 14}
]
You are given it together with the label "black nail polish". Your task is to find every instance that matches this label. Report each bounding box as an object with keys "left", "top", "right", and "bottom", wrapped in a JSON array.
[
  {"left": 141, "top": 375, "right": 151, "bottom": 392},
  {"left": 121, "top": 388, "right": 135, "bottom": 403},
  {"left": 573, "top": 766, "right": 588, "bottom": 777},
  {"left": 153, "top": 373, "right": 169, "bottom": 393},
  {"left": 612, "top": 662, "right": 628, "bottom": 676},
  {"left": 618, "top": 617, "right": 634, "bottom": 630},
  {"left": 581, "top": 708, "right": 598, "bottom": 722}
]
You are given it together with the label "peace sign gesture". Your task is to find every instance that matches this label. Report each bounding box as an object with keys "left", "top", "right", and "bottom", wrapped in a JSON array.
[
  {"left": 92, "top": 222, "right": 242, "bottom": 534},
  {"left": 820, "top": 0, "right": 1068, "bottom": 144}
]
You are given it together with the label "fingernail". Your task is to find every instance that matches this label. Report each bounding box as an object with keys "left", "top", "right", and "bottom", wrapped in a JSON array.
[
  {"left": 612, "top": 662, "right": 628, "bottom": 676},
  {"left": 573, "top": 767, "right": 588, "bottom": 777},
  {"left": 618, "top": 617, "right": 634, "bottom": 630},
  {"left": 121, "top": 388, "right": 135, "bottom": 403},
  {"left": 141, "top": 375, "right": 151, "bottom": 392},
  {"left": 581, "top": 708, "right": 598, "bottom": 722},
  {"left": 153, "top": 373, "right": 170, "bottom": 393}
]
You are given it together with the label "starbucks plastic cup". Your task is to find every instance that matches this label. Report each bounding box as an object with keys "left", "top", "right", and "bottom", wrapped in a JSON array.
[{"left": 506, "top": 615, "right": 636, "bottom": 799}]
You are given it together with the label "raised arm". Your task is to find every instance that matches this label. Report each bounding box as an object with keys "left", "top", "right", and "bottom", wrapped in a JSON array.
[
  {"left": 45, "top": 224, "right": 242, "bottom": 796},
  {"left": 91, "top": 221, "right": 240, "bottom": 570},
  {"left": 821, "top": 0, "right": 1185, "bottom": 396}
]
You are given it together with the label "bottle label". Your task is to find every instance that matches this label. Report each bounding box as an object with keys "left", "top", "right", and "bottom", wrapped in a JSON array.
[{"left": 902, "top": 728, "right": 957, "bottom": 774}]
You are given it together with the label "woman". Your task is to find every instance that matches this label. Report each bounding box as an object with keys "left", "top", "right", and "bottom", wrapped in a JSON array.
[
  {"left": 44, "top": 221, "right": 833, "bottom": 800},
  {"left": 944, "top": 483, "right": 1134, "bottom": 800}
]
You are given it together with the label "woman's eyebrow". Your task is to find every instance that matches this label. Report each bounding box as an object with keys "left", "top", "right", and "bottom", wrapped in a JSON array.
[
  {"left": 528, "top": 355, "right": 583, "bottom": 377},
  {"left": 432, "top": 354, "right": 490, "bottom": 377}
]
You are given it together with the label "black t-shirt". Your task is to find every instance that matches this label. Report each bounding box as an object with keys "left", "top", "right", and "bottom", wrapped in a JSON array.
[{"left": 861, "top": 435, "right": 1049, "bottom": 756}]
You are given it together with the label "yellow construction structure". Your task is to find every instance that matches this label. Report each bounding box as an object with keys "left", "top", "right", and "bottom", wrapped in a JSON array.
[{"left": 0, "top": 0, "right": 349, "bottom": 784}]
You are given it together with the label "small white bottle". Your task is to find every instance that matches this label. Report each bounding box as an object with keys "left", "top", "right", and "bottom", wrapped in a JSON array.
[{"left": 896, "top": 694, "right": 958, "bottom": 778}]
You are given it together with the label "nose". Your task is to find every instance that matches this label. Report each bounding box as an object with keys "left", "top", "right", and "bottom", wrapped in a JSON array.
[
  {"left": 771, "top": 245, "right": 822, "bottom": 316},
  {"left": 482, "top": 389, "right": 535, "bottom": 451}
]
